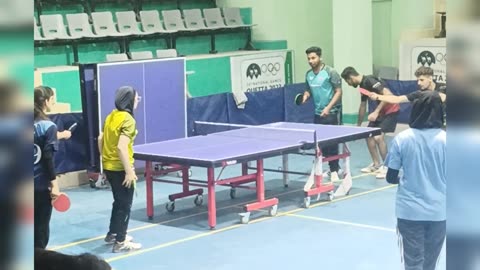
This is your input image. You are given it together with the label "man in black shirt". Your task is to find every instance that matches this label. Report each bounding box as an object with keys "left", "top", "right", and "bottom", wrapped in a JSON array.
[
  {"left": 341, "top": 67, "right": 400, "bottom": 179},
  {"left": 369, "top": 67, "right": 447, "bottom": 128}
]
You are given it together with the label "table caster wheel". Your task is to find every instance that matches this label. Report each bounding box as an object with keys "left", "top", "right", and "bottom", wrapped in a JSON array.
[
  {"left": 303, "top": 197, "right": 311, "bottom": 208},
  {"left": 230, "top": 188, "right": 236, "bottom": 199},
  {"left": 268, "top": 205, "right": 278, "bottom": 217},
  {"left": 194, "top": 195, "right": 203, "bottom": 206},
  {"left": 239, "top": 212, "right": 250, "bottom": 224},
  {"left": 166, "top": 201, "right": 175, "bottom": 212}
]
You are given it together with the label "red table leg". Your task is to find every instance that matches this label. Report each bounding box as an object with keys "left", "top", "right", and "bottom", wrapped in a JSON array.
[
  {"left": 241, "top": 160, "right": 279, "bottom": 223},
  {"left": 207, "top": 167, "right": 216, "bottom": 229},
  {"left": 145, "top": 161, "right": 154, "bottom": 220}
]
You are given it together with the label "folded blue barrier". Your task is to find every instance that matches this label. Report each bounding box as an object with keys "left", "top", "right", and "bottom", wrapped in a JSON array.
[
  {"left": 49, "top": 113, "right": 88, "bottom": 174},
  {"left": 227, "top": 88, "right": 285, "bottom": 125},
  {"left": 284, "top": 83, "right": 314, "bottom": 123},
  {"left": 187, "top": 93, "right": 229, "bottom": 136}
]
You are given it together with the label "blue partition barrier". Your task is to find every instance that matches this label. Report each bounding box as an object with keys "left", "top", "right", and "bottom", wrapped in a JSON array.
[
  {"left": 284, "top": 83, "right": 314, "bottom": 123},
  {"left": 227, "top": 88, "right": 285, "bottom": 125},
  {"left": 187, "top": 93, "right": 229, "bottom": 137},
  {"left": 49, "top": 113, "right": 88, "bottom": 174}
]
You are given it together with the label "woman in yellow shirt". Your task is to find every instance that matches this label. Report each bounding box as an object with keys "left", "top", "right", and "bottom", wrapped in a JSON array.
[{"left": 98, "top": 86, "right": 142, "bottom": 253}]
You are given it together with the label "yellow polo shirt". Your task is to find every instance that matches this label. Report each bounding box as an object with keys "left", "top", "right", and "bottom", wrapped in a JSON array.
[{"left": 102, "top": 109, "right": 137, "bottom": 171}]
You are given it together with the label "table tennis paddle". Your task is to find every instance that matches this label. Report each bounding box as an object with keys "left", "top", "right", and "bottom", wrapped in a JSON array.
[
  {"left": 52, "top": 193, "right": 70, "bottom": 212},
  {"left": 294, "top": 94, "right": 304, "bottom": 105},
  {"left": 68, "top": 122, "right": 78, "bottom": 132},
  {"left": 358, "top": 88, "right": 371, "bottom": 96}
]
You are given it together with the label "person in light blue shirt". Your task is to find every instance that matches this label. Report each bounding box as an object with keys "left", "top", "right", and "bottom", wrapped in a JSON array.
[
  {"left": 300, "top": 46, "right": 342, "bottom": 181},
  {"left": 384, "top": 90, "right": 446, "bottom": 270}
]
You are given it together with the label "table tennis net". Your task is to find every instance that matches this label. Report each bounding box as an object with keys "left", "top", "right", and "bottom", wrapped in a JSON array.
[{"left": 193, "top": 121, "right": 317, "bottom": 143}]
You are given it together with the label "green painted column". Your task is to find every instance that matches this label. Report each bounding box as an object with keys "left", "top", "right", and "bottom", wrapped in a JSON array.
[{"left": 332, "top": 0, "right": 373, "bottom": 123}]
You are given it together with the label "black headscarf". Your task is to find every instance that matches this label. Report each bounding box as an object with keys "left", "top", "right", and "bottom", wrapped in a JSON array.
[
  {"left": 409, "top": 90, "right": 444, "bottom": 129},
  {"left": 115, "top": 86, "right": 136, "bottom": 116}
]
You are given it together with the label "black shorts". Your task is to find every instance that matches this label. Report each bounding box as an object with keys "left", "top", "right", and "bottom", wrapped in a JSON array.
[{"left": 368, "top": 112, "right": 399, "bottom": 133}]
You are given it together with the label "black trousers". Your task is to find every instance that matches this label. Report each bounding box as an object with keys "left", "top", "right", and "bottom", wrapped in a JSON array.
[
  {"left": 314, "top": 113, "right": 340, "bottom": 172},
  {"left": 105, "top": 170, "right": 134, "bottom": 242},
  {"left": 34, "top": 190, "right": 52, "bottom": 249}
]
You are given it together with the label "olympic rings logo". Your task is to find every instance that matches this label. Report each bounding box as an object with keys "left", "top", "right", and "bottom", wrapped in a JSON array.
[
  {"left": 261, "top": 62, "right": 281, "bottom": 75},
  {"left": 436, "top": 52, "right": 447, "bottom": 65}
]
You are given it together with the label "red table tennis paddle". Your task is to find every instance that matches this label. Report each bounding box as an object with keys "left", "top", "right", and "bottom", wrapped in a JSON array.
[
  {"left": 359, "top": 88, "right": 371, "bottom": 96},
  {"left": 294, "top": 93, "right": 304, "bottom": 105},
  {"left": 52, "top": 193, "right": 70, "bottom": 212}
]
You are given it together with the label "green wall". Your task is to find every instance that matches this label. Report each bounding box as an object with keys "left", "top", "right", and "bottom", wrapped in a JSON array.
[
  {"left": 391, "top": 0, "right": 435, "bottom": 67},
  {"left": 42, "top": 70, "right": 83, "bottom": 111},
  {"left": 371, "top": 0, "right": 436, "bottom": 68},
  {"left": 217, "top": 0, "right": 334, "bottom": 84},
  {"left": 372, "top": 0, "right": 393, "bottom": 67},
  {"left": 186, "top": 57, "right": 232, "bottom": 97}
]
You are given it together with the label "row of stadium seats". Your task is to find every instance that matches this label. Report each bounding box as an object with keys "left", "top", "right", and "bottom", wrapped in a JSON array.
[
  {"left": 35, "top": 0, "right": 217, "bottom": 22},
  {"left": 35, "top": 8, "right": 254, "bottom": 40},
  {"left": 34, "top": 7, "right": 256, "bottom": 63}
]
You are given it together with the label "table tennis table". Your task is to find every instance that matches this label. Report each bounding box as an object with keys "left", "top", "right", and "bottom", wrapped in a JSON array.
[{"left": 134, "top": 122, "right": 381, "bottom": 229}]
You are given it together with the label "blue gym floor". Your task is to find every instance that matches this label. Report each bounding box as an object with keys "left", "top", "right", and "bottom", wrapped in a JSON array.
[{"left": 48, "top": 139, "right": 446, "bottom": 270}]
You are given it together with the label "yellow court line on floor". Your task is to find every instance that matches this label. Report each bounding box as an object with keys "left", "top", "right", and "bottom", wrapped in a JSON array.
[
  {"left": 286, "top": 214, "right": 396, "bottom": 232},
  {"left": 50, "top": 172, "right": 380, "bottom": 251},
  {"left": 106, "top": 224, "right": 243, "bottom": 263},
  {"left": 105, "top": 183, "right": 396, "bottom": 263},
  {"left": 50, "top": 182, "right": 304, "bottom": 251}
]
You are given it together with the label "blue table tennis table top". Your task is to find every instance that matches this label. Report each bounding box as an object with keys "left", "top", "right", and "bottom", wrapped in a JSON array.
[{"left": 133, "top": 122, "right": 381, "bottom": 167}]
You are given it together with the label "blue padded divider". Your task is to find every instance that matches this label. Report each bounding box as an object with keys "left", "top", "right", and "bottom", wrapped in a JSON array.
[
  {"left": 49, "top": 113, "right": 88, "bottom": 174},
  {"left": 187, "top": 93, "right": 229, "bottom": 137},
  {"left": 284, "top": 83, "right": 314, "bottom": 123},
  {"left": 227, "top": 88, "right": 285, "bottom": 125}
]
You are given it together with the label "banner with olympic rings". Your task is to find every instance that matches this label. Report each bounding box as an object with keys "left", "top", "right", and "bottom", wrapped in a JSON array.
[{"left": 230, "top": 50, "right": 294, "bottom": 94}]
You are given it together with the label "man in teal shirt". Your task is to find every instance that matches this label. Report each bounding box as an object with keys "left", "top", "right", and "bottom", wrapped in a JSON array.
[{"left": 301, "top": 46, "right": 343, "bottom": 181}]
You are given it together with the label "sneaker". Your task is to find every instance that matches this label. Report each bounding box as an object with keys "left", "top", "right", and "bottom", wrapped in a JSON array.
[
  {"left": 95, "top": 177, "right": 109, "bottom": 189},
  {"left": 361, "top": 163, "right": 381, "bottom": 173},
  {"left": 112, "top": 240, "right": 142, "bottom": 253},
  {"left": 376, "top": 166, "right": 387, "bottom": 179},
  {"left": 323, "top": 169, "right": 344, "bottom": 178},
  {"left": 105, "top": 233, "right": 133, "bottom": 244}
]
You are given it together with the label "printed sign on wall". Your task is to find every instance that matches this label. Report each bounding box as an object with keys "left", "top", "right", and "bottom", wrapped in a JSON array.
[
  {"left": 230, "top": 50, "right": 293, "bottom": 94},
  {"left": 399, "top": 38, "right": 446, "bottom": 83}
]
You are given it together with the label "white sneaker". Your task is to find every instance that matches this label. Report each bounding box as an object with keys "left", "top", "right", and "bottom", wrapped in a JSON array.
[
  {"left": 95, "top": 177, "right": 109, "bottom": 189},
  {"left": 105, "top": 234, "right": 133, "bottom": 244},
  {"left": 361, "top": 163, "right": 381, "bottom": 173},
  {"left": 376, "top": 166, "right": 387, "bottom": 179},
  {"left": 112, "top": 240, "right": 142, "bottom": 253}
]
